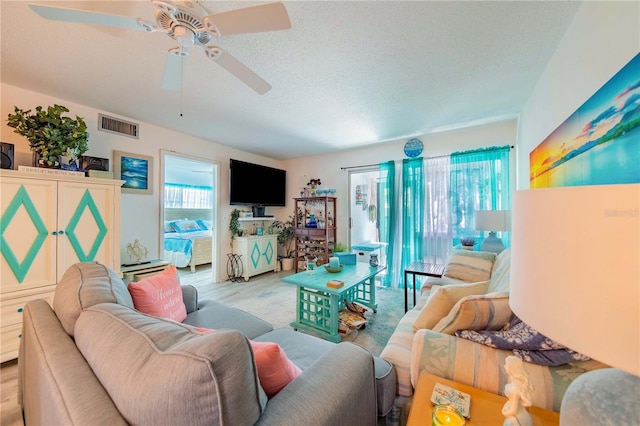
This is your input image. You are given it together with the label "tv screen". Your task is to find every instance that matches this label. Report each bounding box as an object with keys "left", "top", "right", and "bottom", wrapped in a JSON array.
[{"left": 229, "top": 159, "right": 286, "bottom": 207}]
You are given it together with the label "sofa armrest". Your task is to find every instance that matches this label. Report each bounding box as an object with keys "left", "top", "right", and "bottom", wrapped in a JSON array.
[
  {"left": 411, "top": 329, "right": 604, "bottom": 412},
  {"left": 257, "top": 342, "right": 377, "bottom": 426},
  {"left": 181, "top": 285, "right": 198, "bottom": 313}
]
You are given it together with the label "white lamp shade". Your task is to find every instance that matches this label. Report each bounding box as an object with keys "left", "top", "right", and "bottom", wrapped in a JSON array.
[
  {"left": 510, "top": 184, "right": 639, "bottom": 376},
  {"left": 474, "top": 210, "right": 511, "bottom": 231}
]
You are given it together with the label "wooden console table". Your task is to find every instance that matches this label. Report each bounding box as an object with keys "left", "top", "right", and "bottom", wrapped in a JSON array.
[
  {"left": 408, "top": 373, "right": 559, "bottom": 425},
  {"left": 121, "top": 260, "right": 171, "bottom": 282},
  {"left": 403, "top": 262, "right": 445, "bottom": 312}
]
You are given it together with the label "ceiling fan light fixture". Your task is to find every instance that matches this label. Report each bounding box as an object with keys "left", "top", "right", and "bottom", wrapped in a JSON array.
[
  {"left": 201, "top": 17, "right": 220, "bottom": 37},
  {"left": 152, "top": 0, "right": 177, "bottom": 17},
  {"left": 205, "top": 46, "right": 221, "bottom": 61},
  {"left": 136, "top": 18, "right": 158, "bottom": 32}
]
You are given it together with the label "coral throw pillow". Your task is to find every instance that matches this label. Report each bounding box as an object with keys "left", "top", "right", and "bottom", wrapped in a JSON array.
[
  {"left": 182, "top": 326, "right": 301, "bottom": 398},
  {"left": 249, "top": 341, "right": 302, "bottom": 398},
  {"left": 127, "top": 266, "right": 187, "bottom": 322}
]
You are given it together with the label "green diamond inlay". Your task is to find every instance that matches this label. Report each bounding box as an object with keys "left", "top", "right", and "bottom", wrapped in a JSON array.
[
  {"left": 0, "top": 185, "right": 48, "bottom": 283},
  {"left": 250, "top": 242, "right": 261, "bottom": 268},
  {"left": 264, "top": 241, "right": 274, "bottom": 264},
  {"left": 66, "top": 190, "right": 107, "bottom": 262}
]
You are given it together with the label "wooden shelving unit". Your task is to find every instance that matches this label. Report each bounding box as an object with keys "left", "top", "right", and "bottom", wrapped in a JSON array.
[{"left": 293, "top": 197, "right": 337, "bottom": 272}]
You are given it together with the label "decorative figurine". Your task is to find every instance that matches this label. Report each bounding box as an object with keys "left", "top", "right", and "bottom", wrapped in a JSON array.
[
  {"left": 502, "top": 356, "right": 533, "bottom": 426},
  {"left": 126, "top": 239, "right": 149, "bottom": 264}
]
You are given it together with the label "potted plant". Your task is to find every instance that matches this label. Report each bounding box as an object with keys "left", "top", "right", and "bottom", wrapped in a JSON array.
[
  {"left": 6, "top": 104, "right": 89, "bottom": 167},
  {"left": 229, "top": 208, "right": 242, "bottom": 247},
  {"left": 272, "top": 215, "right": 296, "bottom": 270},
  {"left": 460, "top": 237, "right": 476, "bottom": 250}
]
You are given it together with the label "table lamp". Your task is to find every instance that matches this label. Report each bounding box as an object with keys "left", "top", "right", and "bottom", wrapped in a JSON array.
[
  {"left": 510, "top": 184, "right": 639, "bottom": 424},
  {"left": 474, "top": 210, "right": 511, "bottom": 253}
]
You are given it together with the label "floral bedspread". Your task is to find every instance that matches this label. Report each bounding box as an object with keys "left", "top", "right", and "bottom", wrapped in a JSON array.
[{"left": 456, "top": 316, "right": 590, "bottom": 366}]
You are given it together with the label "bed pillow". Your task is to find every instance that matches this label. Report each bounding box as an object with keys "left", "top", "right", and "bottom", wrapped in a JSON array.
[
  {"left": 127, "top": 266, "right": 187, "bottom": 322},
  {"left": 172, "top": 219, "right": 201, "bottom": 233},
  {"left": 196, "top": 219, "right": 212, "bottom": 230},
  {"left": 164, "top": 221, "right": 176, "bottom": 233},
  {"left": 443, "top": 250, "right": 496, "bottom": 282},
  {"left": 412, "top": 280, "right": 489, "bottom": 331},
  {"left": 432, "top": 292, "right": 512, "bottom": 335}
]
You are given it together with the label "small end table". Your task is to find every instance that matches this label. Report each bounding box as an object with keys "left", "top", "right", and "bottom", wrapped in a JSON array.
[
  {"left": 408, "top": 372, "right": 559, "bottom": 425},
  {"left": 403, "top": 262, "right": 445, "bottom": 312}
]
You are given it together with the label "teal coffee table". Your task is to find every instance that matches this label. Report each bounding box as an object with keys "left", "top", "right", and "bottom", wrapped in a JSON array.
[{"left": 282, "top": 263, "right": 386, "bottom": 342}]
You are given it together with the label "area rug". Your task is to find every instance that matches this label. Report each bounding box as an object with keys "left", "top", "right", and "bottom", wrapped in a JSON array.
[{"left": 215, "top": 282, "right": 404, "bottom": 356}]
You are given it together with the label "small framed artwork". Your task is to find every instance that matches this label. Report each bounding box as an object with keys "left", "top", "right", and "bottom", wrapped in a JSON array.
[
  {"left": 113, "top": 150, "right": 153, "bottom": 195},
  {"left": 80, "top": 155, "right": 109, "bottom": 171}
]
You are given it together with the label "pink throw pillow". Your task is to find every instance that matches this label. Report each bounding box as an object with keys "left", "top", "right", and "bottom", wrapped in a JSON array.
[
  {"left": 182, "top": 327, "right": 301, "bottom": 397},
  {"left": 249, "top": 341, "right": 302, "bottom": 398},
  {"left": 127, "top": 266, "right": 187, "bottom": 322}
]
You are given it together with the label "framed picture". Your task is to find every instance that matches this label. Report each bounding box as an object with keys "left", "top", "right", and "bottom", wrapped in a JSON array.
[
  {"left": 113, "top": 150, "right": 153, "bottom": 195},
  {"left": 80, "top": 155, "right": 109, "bottom": 171}
]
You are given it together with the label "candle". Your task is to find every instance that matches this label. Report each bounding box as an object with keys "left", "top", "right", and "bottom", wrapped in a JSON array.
[
  {"left": 432, "top": 405, "right": 465, "bottom": 426},
  {"left": 329, "top": 256, "right": 340, "bottom": 268}
]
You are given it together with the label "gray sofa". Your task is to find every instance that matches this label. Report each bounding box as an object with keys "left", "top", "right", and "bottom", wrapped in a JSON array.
[{"left": 19, "top": 262, "right": 394, "bottom": 425}]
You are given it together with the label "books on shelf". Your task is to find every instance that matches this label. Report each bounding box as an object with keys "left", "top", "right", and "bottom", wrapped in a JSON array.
[
  {"left": 18, "top": 165, "right": 85, "bottom": 177},
  {"left": 87, "top": 170, "right": 114, "bottom": 179},
  {"left": 327, "top": 279, "right": 344, "bottom": 289}
]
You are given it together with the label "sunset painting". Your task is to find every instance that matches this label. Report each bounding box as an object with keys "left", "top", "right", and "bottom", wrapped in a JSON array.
[{"left": 530, "top": 53, "right": 640, "bottom": 188}]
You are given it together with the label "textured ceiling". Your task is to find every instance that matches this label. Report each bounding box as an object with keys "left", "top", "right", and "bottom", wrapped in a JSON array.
[{"left": 1, "top": 1, "right": 582, "bottom": 160}]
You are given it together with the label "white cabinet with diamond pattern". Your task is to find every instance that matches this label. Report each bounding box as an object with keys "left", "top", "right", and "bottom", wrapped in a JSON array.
[
  {"left": 232, "top": 235, "right": 278, "bottom": 281},
  {"left": 0, "top": 170, "right": 122, "bottom": 361}
]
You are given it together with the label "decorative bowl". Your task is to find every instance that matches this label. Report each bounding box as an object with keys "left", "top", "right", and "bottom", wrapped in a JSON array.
[{"left": 325, "top": 264, "right": 344, "bottom": 273}]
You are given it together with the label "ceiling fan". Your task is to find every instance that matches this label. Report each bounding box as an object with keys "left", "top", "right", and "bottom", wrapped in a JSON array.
[{"left": 28, "top": 1, "right": 292, "bottom": 95}]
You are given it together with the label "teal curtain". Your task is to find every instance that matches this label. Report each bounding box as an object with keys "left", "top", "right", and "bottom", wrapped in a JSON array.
[
  {"left": 378, "top": 161, "right": 396, "bottom": 287},
  {"left": 450, "top": 145, "right": 511, "bottom": 248},
  {"left": 401, "top": 158, "right": 424, "bottom": 288}
]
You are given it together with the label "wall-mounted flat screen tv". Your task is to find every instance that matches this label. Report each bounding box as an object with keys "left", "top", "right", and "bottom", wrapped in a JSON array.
[{"left": 229, "top": 159, "right": 286, "bottom": 206}]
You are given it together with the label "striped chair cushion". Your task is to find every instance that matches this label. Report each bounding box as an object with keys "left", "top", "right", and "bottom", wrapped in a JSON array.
[
  {"left": 443, "top": 250, "right": 496, "bottom": 282},
  {"left": 412, "top": 281, "right": 489, "bottom": 331},
  {"left": 432, "top": 292, "right": 512, "bottom": 335},
  {"left": 488, "top": 248, "right": 511, "bottom": 293},
  {"left": 380, "top": 308, "right": 422, "bottom": 396},
  {"left": 411, "top": 329, "right": 607, "bottom": 412}
]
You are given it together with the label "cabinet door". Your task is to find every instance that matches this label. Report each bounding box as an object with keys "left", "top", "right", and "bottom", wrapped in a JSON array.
[
  {"left": 57, "top": 181, "right": 117, "bottom": 279},
  {"left": 1, "top": 178, "right": 57, "bottom": 292}
]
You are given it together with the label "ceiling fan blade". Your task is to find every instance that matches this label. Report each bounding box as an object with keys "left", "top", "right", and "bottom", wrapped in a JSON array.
[
  {"left": 206, "top": 47, "right": 271, "bottom": 95},
  {"left": 202, "top": 2, "right": 291, "bottom": 36},
  {"left": 29, "top": 4, "right": 147, "bottom": 31},
  {"left": 161, "top": 48, "right": 188, "bottom": 91}
]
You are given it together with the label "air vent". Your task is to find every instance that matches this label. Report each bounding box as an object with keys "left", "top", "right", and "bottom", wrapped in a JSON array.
[{"left": 98, "top": 114, "right": 139, "bottom": 139}]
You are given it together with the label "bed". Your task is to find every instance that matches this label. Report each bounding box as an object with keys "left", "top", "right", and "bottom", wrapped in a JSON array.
[{"left": 164, "top": 209, "right": 214, "bottom": 273}]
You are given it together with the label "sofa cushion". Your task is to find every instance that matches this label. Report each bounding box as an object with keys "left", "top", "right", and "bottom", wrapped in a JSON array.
[
  {"left": 432, "top": 292, "right": 512, "bottom": 335},
  {"left": 443, "top": 250, "right": 496, "bottom": 282},
  {"left": 74, "top": 303, "right": 266, "bottom": 426},
  {"left": 487, "top": 248, "right": 511, "bottom": 293},
  {"left": 183, "top": 298, "right": 273, "bottom": 339},
  {"left": 127, "top": 266, "right": 187, "bottom": 322},
  {"left": 413, "top": 281, "right": 489, "bottom": 331},
  {"left": 53, "top": 262, "right": 134, "bottom": 336}
]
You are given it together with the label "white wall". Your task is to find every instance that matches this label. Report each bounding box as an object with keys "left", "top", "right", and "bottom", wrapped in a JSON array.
[
  {"left": 517, "top": 1, "right": 640, "bottom": 189},
  {"left": 1, "top": 83, "right": 285, "bottom": 282},
  {"left": 2, "top": 89, "right": 518, "bottom": 281},
  {"left": 283, "top": 120, "right": 518, "bottom": 246}
]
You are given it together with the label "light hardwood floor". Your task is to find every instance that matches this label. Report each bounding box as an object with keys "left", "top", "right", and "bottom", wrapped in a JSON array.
[{"left": 1, "top": 265, "right": 398, "bottom": 424}]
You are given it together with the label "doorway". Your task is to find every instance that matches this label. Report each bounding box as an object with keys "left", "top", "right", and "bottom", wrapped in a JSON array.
[
  {"left": 348, "top": 168, "right": 386, "bottom": 276},
  {"left": 161, "top": 152, "right": 219, "bottom": 280}
]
